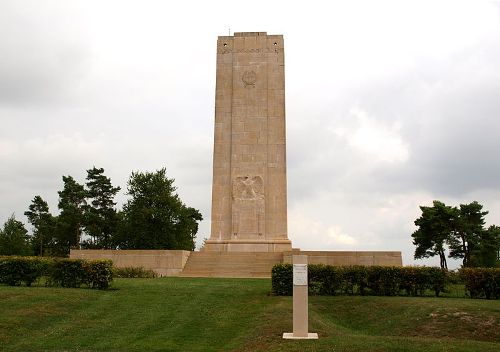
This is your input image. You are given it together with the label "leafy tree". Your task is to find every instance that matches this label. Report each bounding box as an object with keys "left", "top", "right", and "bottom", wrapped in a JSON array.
[
  {"left": 82, "top": 167, "right": 121, "bottom": 249},
  {"left": 448, "top": 201, "right": 488, "bottom": 267},
  {"left": 0, "top": 214, "right": 31, "bottom": 256},
  {"left": 175, "top": 206, "right": 203, "bottom": 251},
  {"left": 471, "top": 225, "right": 500, "bottom": 268},
  {"left": 24, "top": 195, "right": 56, "bottom": 256},
  {"left": 56, "top": 176, "right": 86, "bottom": 255},
  {"left": 413, "top": 200, "right": 499, "bottom": 268},
  {"left": 412, "top": 201, "right": 456, "bottom": 269},
  {"left": 117, "top": 168, "right": 203, "bottom": 250}
]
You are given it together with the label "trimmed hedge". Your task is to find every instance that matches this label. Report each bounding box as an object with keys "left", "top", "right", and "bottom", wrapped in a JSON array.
[
  {"left": 0, "top": 256, "right": 113, "bottom": 289},
  {"left": 459, "top": 267, "right": 500, "bottom": 299},
  {"left": 272, "top": 264, "right": 452, "bottom": 298},
  {"left": 0, "top": 257, "right": 50, "bottom": 286},
  {"left": 271, "top": 263, "right": 292, "bottom": 296}
]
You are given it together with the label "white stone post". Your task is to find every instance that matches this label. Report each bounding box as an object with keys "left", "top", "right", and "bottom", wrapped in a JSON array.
[{"left": 283, "top": 255, "right": 318, "bottom": 339}]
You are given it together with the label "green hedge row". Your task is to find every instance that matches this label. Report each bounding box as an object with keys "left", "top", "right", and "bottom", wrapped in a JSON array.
[
  {"left": 0, "top": 256, "right": 113, "bottom": 289},
  {"left": 272, "top": 264, "right": 448, "bottom": 297},
  {"left": 459, "top": 267, "right": 500, "bottom": 299}
]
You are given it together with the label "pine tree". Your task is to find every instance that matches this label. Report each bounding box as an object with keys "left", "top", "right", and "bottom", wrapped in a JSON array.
[
  {"left": 24, "top": 195, "right": 55, "bottom": 256},
  {"left": 448, "top": 201, "right": 488, "bottom": 267},
  {"left": 0, "top": 214, "right": 31, "bottom": 256},
  {"left": 83, "top": 167, "right": 120, "bottom": 249},
  {"left": 56, "top": 175, "right": 86, "bottom": 255}
]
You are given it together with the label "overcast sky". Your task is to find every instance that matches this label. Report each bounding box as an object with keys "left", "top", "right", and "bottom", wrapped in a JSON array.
[{"left": 1, "top": 0, "right": 500, "bottom": 268}]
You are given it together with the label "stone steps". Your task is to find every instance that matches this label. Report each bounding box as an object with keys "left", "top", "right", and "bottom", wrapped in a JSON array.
[{"left": 179, "top": 252, "right": 284, "bottom": 278}]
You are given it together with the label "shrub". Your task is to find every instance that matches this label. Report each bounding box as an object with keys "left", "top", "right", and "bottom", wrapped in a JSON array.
[
  {"left": 0, "top": 256, "right": 113, "bottom": 290},
  {"left": 49, "top": 259, "right": 87, "bottom": 288},
  {"left": 399, "top": 266, "right": 421, "bottom": 296},
  {"left": 341, "top": 266, "right": 368, "bottom": 295},
  {"left": 271, "top": 264, "right": 450, "bottom": 298},
  {"left": 426, "top": 267, "right": 447, "bottom": 297},
  {"left": 0, "top": 256, "right": 50, "bottom": 286},
  {"left": 446, "top": 269, "right": 462, "bottom": 285},
  {"left": 271, "top": 263, "right": 292, "bottom": 296},
  {"left": 459, "top": 267, "right": 500, "bottom": 299},
  {"left": 113, "top": 266, "right": 157, "bottom": 278},
  {"left": 309, "top": 264, "right": 342, "bottom": 295},
  {"left": 366, "top": 266, "right": 400, "bottom": 296},
  {"left": 84, "top": 260, "right": 114, "bottom": 289},
  {"left": 399, "top": 267, "right": 446, "bottom": 297}
]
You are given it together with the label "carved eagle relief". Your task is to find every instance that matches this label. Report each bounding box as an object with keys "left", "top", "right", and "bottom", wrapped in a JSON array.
[{"left": 233, "top": 176, "right": 264, "bottom": 200}]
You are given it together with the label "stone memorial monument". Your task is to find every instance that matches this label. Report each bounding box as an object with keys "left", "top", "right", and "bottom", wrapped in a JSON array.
[{"left": 203, "top": 32, "right": 292, "bottom": 252}]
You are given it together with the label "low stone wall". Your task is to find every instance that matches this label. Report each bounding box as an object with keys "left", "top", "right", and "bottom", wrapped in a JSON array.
[
  {"left": 70, "top": 250, "right": 191, "bottom": 276},
  {"left": 70, "top": 249, "right": 403, "bottom": 278},
  {"left": 283, "top": 251, "right": 402, "bottom": 267}
]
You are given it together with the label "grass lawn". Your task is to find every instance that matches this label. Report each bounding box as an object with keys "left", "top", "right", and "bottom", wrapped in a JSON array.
[{"left": 0, "top": 278, "right": 499, "bottom": 351}]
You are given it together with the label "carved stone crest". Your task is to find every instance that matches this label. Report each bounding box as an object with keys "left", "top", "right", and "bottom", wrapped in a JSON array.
[
  {"left": 242, "top": 70, "right": 257, "bottom": 88},
  {"left": 233, "top": 175, "right": 264, "bottom": 200}
]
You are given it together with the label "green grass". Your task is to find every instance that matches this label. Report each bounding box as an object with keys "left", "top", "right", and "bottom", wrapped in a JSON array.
[{"left": 0, "top": 278, "right": 499, "bottom": 352}]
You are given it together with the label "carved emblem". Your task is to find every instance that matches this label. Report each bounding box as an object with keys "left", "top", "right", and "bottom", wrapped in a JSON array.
[
  {"left": 233, "top": 176, "right": 264, "bottom": 200},
  {"left": 242, "top": 70, "right": 257, "bottom": 88}
]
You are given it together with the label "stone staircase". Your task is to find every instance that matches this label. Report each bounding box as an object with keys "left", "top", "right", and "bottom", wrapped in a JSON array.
[{"left": 179, "top": 251, "right": 284, "bottom": 278}]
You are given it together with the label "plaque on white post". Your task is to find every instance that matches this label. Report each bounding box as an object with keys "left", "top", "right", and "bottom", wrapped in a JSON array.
[
  {"left": 293, "top": 264, "right": 307, "bottom": 286},
  {"left": 283, "top": 255, "right": 318, "bottom": 340}
]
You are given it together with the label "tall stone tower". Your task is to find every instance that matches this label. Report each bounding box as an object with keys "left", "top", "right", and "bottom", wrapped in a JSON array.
[{"left": 204, "top": 32, "right": 292, "bottom": 252}]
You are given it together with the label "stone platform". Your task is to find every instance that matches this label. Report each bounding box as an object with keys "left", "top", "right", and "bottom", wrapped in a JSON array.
[
  {"left": 202, "top": 239, "right": 292, "bottom": 253},
  {"left": 71, "top": 249, "right": 402, "bottom": 278}
]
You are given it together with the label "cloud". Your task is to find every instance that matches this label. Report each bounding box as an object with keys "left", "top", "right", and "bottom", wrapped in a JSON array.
[
  {"left": 326, "top": 226, "right": 358, "bottom": 246},
  {"left": 0, "top": 2, "right": 90, "bottom": 106},
  {"left": 335, "top": 108, "right": 410, "bottom": 163}
]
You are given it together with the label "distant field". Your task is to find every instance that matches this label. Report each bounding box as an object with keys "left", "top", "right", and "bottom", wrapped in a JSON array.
[{"left": 0, "top": 278, "right": 499, "bottom": 352}]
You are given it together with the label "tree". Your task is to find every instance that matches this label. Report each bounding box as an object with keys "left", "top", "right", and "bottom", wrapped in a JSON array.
[
  {"left": 175, "top": 206, "right": 203, "bottom": 251},
  {"left": 448, "top": 201, "right": 488, "bottom": 267},
  {"left": 24, "top": 195, "right": 56, "bottom": 256},
  {"left": 82, "top": 167, "right": 121, "bottom": 249},
  {"left": 471, "top": 225, "right": 500, "bottom": 268},
  {"left": 117, "top": 168, "right": 203, "bottom": 250},
  {"left": 0, "top": 214, "right": 31, "bottom": 256},
  {"left": 412, "top": 201, "right": 457, "bottom": 269},
  {"left": 413, "top": 200, "right": 500, "bottom": 268},
  {"left": 56, "top": 175, "right": 86, "bottom": 255}
]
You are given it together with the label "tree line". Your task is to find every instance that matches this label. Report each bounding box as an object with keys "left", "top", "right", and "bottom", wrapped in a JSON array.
[
  {"left": 412, "top": 200, "right": 499, "bottom": 269},
  {"left": 0, "top": 167, "right": 202, "bottom": 257}
]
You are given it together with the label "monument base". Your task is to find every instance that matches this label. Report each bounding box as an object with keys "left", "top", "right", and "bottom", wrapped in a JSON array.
[
  {"left": 203, "top": 239, "right": 292, "bottom": 252},
  {"left": 282, "top": 333, "right": 319, "bottom": 340}
]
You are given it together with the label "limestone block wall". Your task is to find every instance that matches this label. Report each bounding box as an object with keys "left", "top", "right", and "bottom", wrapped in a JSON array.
[
  {"left": 283, "top": 251, "right": 403, "bottom": 267},
  {"left": 70, "top": 250, "right": 191, "bottom": 276}
]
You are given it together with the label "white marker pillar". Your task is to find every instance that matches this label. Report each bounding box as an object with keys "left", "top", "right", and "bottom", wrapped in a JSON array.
[{"left": 283, "top": 255, "right": 318, "bottom": 339}]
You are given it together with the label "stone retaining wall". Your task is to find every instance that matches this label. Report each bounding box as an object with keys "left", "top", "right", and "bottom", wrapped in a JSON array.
[
  {"left": 283, "top": 251, "right": 402, "bottom": 267},
  {"left": 70, "top": 249, "right": 191, "bottom": 276}
]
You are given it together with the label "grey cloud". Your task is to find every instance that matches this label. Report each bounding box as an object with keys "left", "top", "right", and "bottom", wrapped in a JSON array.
[
  {"left": 299, "top": 33, "right": 500, "bottom": 198},
  {"left": 0, "top": 2, "right": 89, "bottom": 105}
]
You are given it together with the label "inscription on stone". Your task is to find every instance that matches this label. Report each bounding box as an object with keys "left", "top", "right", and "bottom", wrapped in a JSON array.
[
  {"left": 293, "top": 264, "right": 308, "bottom": 286},
  {"left": 217, "top": 47, "right": 284, "bottom": 54}
]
